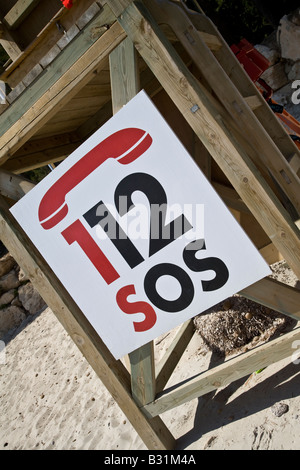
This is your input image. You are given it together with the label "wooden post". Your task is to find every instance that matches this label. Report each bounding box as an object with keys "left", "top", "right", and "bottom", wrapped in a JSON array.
[
  {"left": 109, "top": 36, "right": 157, "bottom": 408},
  {"left": 0, "top": 195, "right": 175, "bottom": 450},
  {"left": 106, "top": 0, "right": 300, "bottom": 280},
  {"left": 109, "top": 36, "right": 140, "bottom": 115},
  {"left": 0, "top": 21, "right": 22, "bottom": 61},
  {"left": 3, "top": 0, "right": 41, "bottom": 30},
  {"left": 142, "top": 0, "right": 300, "bottom": 216}
]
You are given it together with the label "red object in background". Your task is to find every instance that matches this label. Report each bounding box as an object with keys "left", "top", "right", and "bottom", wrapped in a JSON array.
[
  {"left": 61, "top": 0, "right": 73, "bottom": 9},
  {"left": 231, "top": 38, "right": 270, "bottom": 82},
  {"left": 231, "top": 38, "right": 300, "bottom": 150}
]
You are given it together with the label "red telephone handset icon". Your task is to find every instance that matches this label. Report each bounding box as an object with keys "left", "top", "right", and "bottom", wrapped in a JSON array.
[{"left": 38, "top": 128, "right": 152, "bottom": 229}]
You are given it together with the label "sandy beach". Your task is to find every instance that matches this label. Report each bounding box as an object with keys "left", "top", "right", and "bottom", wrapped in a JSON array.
[{"left": 1, "top": 260, "right": 300, "bottom": 451}]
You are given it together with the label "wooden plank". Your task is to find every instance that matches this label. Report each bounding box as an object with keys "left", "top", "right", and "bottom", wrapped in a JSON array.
[
  {"left": 156, "top": 319, "right": 194, "bottom": 393},
  {"left": 109, "top": 36, "right": 140, "bottom": 114},
  {"left": 0, "top": 0, "right": 96, "bottom": 87},
  {"left": 0, "top": 195, "right": 175, "bottom": 450},
  {"left": 239, "top": 277, "right": 300, "bottom": 321},
  {"left": 76, "top": 99, "right": 113, "bottom": 141},
  {"left": 244, "top": 95, "right": 263, "bottom": 111},
  {"left": 187, "top": 10, "right": 300, "bottom": 167},
  {"left": 0, "top": 21, "right": 22, "bottom": 61},
  {"left": 289, "top": 153, "right": 300, "bottom": 176},
  {"left": 197, "top": 31, "right": 222, "bottom": 51},
  {"left": 143, "top": 0, "right": 300, "bottom": 216},
  {"left": 109, "top": 36, "right": 156, "bottom": 407},
  {"left": 2, "top": 142, "right": 77, "bottom": 173},
  {"left": 4, "top": 0, "right": 41, "bottom": 30},
  {"left": 109, "top": 1, "right": 300, "bottom": 279},
  {"left": 0, "top": 21, "right": 126, "bottom": 162},
  {"left": 193, "top": 134, "right": 211, "bottom": 179},
  {"left": 212, "top": 182, "right": 251, "bottom": 214},
  {"left": 143, "top": 326, "right": 300, "bottom": 418},
  {"left": 0, "top": 169, "right": 35, "bottom": 200},
  {"left": 106, "top": 0, "right": 132, "bottom": 17},
  {"left": 129, "top": 342, "right": 156, "bottom": 406},
  {"left": 0, "top": 4, "right": 116, "bottom": 140},
  {"left": 259, "top": 243, "right": 284, "bottom": 265}
]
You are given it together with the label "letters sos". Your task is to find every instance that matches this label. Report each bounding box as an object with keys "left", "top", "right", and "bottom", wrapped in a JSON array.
[{"left": 38, "top": 128, "right": 229, "bottom": 333}]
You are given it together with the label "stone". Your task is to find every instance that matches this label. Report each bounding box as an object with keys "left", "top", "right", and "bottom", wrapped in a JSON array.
[
  {"left": 260, "top": 62, "right": 289, "bottom": 92},
  {"left": 287, "top": 61, "right": 300, "bottom": 81},
  {"left": 18, "top": 283, "right": 46, "bottom": 315},
  {"left": 11, "top": 297, "right": 22, "bottom": 307},
  {"left": 0, "top": 289, "right": 16, "bottom": 306},
  {"left": 0, "top": 305, "right": 26, "bottom": 339},
  {"left": 289, "top": 8, "right": 300, "bottom": 26},
  {"left": 0, "top": 254, "right": 16, "bottom": 277},
  {"left": 17, "top": 267, "right": 29, "bottom": 283},
  {"left": 254, "top": 44, "right": 280, "bottom": 66},
  {"left": 271, "top": 402, "right": 289, "bottom": 417},
  {"left": 272, "top": 83, "right": 295, "bottom": 106},
  {"left": 0, "top": 270, "right": 20, "bottom": 291},
  {"left": 279, "top": 15, "right": 300, "bottom": 62}
]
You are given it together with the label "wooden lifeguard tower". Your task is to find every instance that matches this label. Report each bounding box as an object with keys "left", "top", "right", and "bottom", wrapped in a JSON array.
[{"left": 0, "top": 0, "right": 300, "bottom": 449}]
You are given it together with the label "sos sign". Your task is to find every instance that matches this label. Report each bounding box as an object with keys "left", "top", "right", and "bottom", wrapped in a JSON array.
[{"left": 11, "top": 91, "right": 270, "bottom": 359}]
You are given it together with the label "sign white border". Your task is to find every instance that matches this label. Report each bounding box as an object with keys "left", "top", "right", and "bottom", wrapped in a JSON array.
[{"left": 11, "top": 91, "right": 271, "bottom": 359}]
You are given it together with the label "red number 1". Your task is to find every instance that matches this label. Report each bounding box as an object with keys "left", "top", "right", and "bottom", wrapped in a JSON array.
[{"left": 61, "top": 219, "right": 119, "bottom": 285}]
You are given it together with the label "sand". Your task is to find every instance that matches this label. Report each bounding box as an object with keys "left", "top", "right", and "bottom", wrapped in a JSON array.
[{"left": 1, "top": 261, "right": 300, "bottom": 451}]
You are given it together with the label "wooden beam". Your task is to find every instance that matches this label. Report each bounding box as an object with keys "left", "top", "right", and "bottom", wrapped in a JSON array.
[
  {"left": 2, "top": 132, "right": 81, "bottom": 173},
  {"left": 106, "top": 0, "right": 133, "bottom": 17},
  {"left": 109, "top": 36, "right": 140, "bottom": 115},
  {"left": 143, "top": 0, "right": 300, "bottom": 216},
  {"left": 0, "top": 169, "right": 35, "bottom": 200},
  {"left": 143, "top": 326, "right": 300, "bottom": 418},
  {"left": 109, "top": 36, "right": 157, "bottom": 408},
  {"left": 0, "top": 4, "right": 116, "bottom": 141},
  {"left": 187, "top": 10, "right": 300, "bottom": 169},
  {"left": 0, "top": 195, "right": 175, "bottom": 450},
  {"left": 4, "top": 0, "right": 41, "bottom": 30},
  {"left": 0, "top": 21, "right": 126, "bottom": 163},
  {"left": 197, "top": 31, "right": 222, "bottom": 51},
  {"left": 0, "top": 21, "right": 22, "bottom": 61},
  {"left": 212, "top": 182, "right": 251, "bottom": 214},
  {"left": 0, "top": 0, "right": 96, "bottom": 88},
  {"left": 129, "top": 342, "right": 156, "bottom": 406},
  {"left": 108, "top": 1, "right": 300, "bottom": 280},
  {"left": 156, "top": 319, "right": 194, "bottom": 393},
  {"left": 240, "top": 277, "right": 300, "bottom": 321}
]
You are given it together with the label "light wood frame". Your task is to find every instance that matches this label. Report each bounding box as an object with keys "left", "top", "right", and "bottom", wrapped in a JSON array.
[{"left": 0, "top": 0, "right": 299, "bottom": 450}]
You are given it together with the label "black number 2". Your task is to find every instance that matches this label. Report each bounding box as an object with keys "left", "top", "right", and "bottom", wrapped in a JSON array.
[{"left": 114, "top": 173, "right": 193, "bottom": 258}]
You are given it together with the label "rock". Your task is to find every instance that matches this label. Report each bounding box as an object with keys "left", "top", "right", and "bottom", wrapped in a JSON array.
[
  {"left": 260, "top": 62, "right": 289, "bottom": 92},
  {"left": 18, "top": 283, "right": 46, "bottom": 315},
  {"left": 11, "top": 297, "right": 22, "bottom": 307},
  {"left": 272, "top": 83, "right": 294, "bottom": 106},
  {"left": 254, "top": 44, "right": 280, "bottom": 66},
  {"left": 17, "top": 267, "right": 29, "bottom": 283},
  {"left": 0, "top": 270, "right": 20, "bottom": 291},
  {"left": 0, "top": 305, "right": 26, "bottom": 338},
  {"left": 0, "top": 254, "right": 16, "bottom": 278},
  {"left": 287, "top": 61, "right": 300, "bottom": 81},
  {"left": 288, "top": 8, "right": 300, "bottom": 27},
  {"left": 0, "top": 289, "right": 16, "bottom": 306},
  {"left": 271, "top": 402, "right": 289, "bottom": 417},
  {"left": 279, "top": 15, "right": 300, "bottom": 62}
]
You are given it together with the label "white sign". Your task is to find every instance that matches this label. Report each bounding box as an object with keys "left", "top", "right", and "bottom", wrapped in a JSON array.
[{"left": 11, "top": 91, "right": 271, "bottom": 359}]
